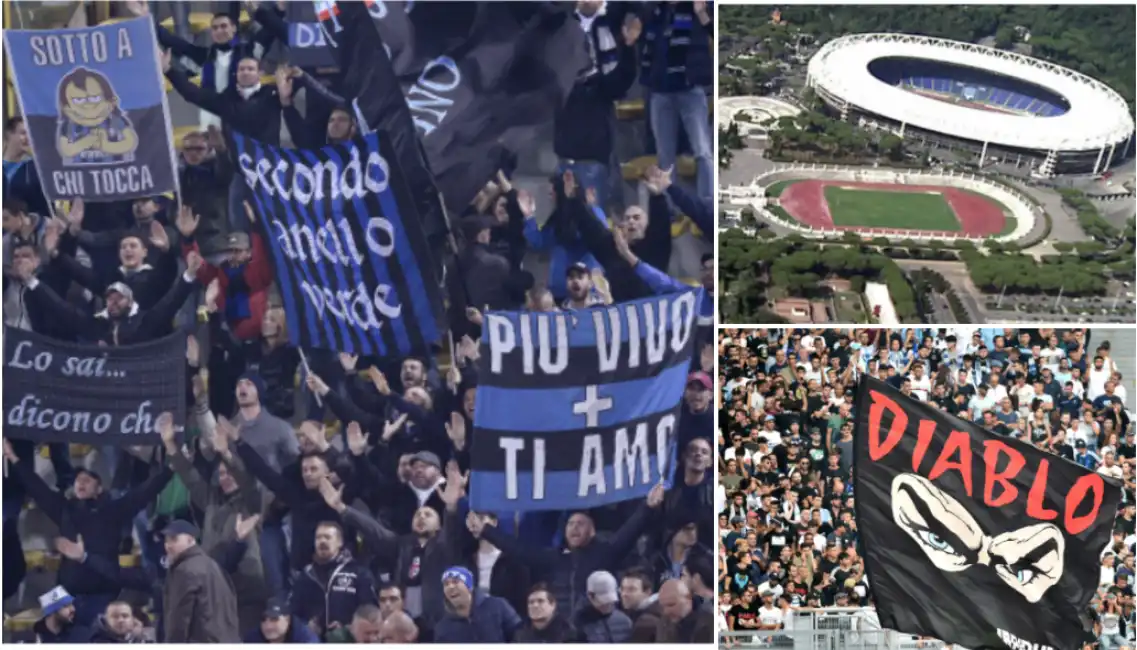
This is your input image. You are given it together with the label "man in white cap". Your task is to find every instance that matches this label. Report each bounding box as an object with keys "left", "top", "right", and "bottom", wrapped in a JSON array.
[
  {"left": 573, "top": 570, "right": 633, "bottom": 642},
  {"left": 34, "top": 586, "right": 91, "bottom": 643}
]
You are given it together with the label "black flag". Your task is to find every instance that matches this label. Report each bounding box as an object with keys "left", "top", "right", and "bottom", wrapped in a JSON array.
[
  {"left": 853, "top": 376, "right": 1121, "bottom": 650},
  {"left": 318, "top": 1, "right": 589, "bottom": 219}
]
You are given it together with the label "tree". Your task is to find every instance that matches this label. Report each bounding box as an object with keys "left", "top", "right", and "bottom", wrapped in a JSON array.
[
  {"left": 879, "top": 134, "right": 905, "bottom": 162},
  {"left": 994, "top": 25, "right": 1016, "bottom": 49}
]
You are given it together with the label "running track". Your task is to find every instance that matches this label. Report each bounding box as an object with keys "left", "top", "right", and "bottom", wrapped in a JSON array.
[{"left": 778, "top": 179, "right": 1007, "bottom": 237}]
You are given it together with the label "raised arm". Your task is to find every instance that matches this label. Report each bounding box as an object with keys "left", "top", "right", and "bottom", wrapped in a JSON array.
[{"left": 4, "top": 439, "right": 67, "bottom": 524}]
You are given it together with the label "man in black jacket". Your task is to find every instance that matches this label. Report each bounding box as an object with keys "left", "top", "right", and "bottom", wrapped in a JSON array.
[
  {"left": 469, "top": 483, "right": 666, "bottom": 613},
  {"left": 13, "top": 249, "right": 202, "bottom": 346},
  {"left": 4, "top": 439, "right": 173, "bottom": 627},
  {"left": 33, "top": 586, "right": 92, "bottom": 643},
  {"left": 162, "top": 50, "right": 283, "bottom": 147},
  {"left": 291, "top": 521, "right": 378, "bottom": 638}
]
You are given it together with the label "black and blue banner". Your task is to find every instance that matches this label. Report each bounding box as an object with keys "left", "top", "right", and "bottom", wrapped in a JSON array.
[
  {"left": 468, "top": 290, "right": 700, "bottom": 512},
  {"left": 232, "top": 130, "right": 442, "bottom": 357},
  {"left": 3, "top": 16, "right": 178, "bottom": 202}
]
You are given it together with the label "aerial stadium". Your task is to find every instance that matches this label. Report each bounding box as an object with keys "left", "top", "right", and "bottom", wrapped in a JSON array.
[{"left": 806, "top": 33, "right": 1136, "bottom": 176}]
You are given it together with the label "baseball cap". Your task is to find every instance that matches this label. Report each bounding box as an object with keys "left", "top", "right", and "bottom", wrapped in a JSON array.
[
  {"left": 687, "top": 371, "right": 712, "bottom": 390},
  {"left": 226, "top": 232, "right": 251, "bottom": 250},
  {"left": 409, "top": 450, "right": 441, "bottom": 470},
  {"left": 263, "top": 598, "right": 289, "bottom": 619},
  {"left": 586, "top": 571, "right": 619, "bottom": 605},
  {"left": 105, "top": 282, "right": 134, "bottom": 301},
  {"left": 565, "top": 261, "right": 590, "bottom": 277},
  {"left": 161, "top": 519, "right": 201, "bottom": 539}
]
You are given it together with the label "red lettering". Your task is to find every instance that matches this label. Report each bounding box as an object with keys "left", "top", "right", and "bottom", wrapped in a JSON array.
[
  {"left": 867, "top": 390, "right": 907, "bottom": 461},
  {"left": 928, "top": 430, "right": 973, "bottom": 497},
  {"left": 911, "top": 419, "right": 936, "bottom": 473},
  {"left": 1025, "top": 460, "right": 1058, "bottom": 521},
  {"left": 983, "top": 441, "right": 1024, "bottom": 507},
  {"left": 1065, "top": 473, "right": 1105, "bottom": 535}
]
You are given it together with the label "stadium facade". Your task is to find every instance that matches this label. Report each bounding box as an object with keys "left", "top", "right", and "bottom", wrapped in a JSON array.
[{"left": 806, "top": 33, "right": 1136, "bottom": 176}]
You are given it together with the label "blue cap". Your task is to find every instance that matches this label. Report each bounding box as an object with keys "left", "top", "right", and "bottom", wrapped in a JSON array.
[
  {"left": 161, "top": 519, "right": 200, "bottom": 539},
  {"left": 442, "top": 566, "right": 474, "bottom": 591}
]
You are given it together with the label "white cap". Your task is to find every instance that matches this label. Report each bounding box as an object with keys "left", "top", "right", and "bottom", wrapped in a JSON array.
[{"left": 39, "top": 586, "right": 73, "bottom": 616}]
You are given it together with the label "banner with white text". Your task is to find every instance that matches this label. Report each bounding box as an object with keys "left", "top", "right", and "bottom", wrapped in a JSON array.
[
  {"left": 3, "top": 327, "right": 185, "bottom": 444},
  {"left": 2, "top": 16, "right": 179, "bottom": 202},
  {"left": 232, "top": 130, "right": 443, "bottom": 357},
  {"left": 468, "top": 291, "right": 699, "bottom": 512}
]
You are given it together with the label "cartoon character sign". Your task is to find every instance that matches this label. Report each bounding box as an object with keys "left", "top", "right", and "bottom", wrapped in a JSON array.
[{"left": 55, "top": 66, "right": 138, "bottom": 165}]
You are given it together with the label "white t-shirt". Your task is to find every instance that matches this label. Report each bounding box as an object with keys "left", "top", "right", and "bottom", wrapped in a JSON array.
[
  {"left": 757, "top": 606, "right": 784, "bottom": 629},
  {"left": 1087, "top": 364, "right": 1113, "bottom": 401},
  {"left": 909, "top": 375, "right": 931, "bottom": 402}
]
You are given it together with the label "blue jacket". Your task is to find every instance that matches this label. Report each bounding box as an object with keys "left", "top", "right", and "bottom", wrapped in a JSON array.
[
  {"left": 433, "top": 592, "right": 523, "bottom": 644},
  {"left": 243, "top": 618, "right": 320, "bottom": 643},
  {"left": 524, "top": 205, "right": 605, "bottom": 300},
  {"left": 633, "top": 261, "right": 713, "bottom": 327}
]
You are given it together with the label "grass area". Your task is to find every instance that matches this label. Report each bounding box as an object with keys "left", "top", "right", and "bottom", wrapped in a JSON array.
[
  {"left": 997, "top": 216, "right": 1018, "bottom": 237},
  {"left": 765, "top": 179, "right": 796, "bottom": 197},
  {"left": 823, "top": 186, "right": 961, "bottom": 231}
]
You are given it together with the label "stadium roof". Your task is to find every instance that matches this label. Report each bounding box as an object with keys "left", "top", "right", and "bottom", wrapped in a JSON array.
[{"left": 808, "top": 33, "right": 1135, "bottom": 152}]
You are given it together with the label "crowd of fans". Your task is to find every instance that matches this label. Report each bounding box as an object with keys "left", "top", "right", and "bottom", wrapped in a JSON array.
[
  {"left": 717, "top": 328, "right": 1136, "bottom": 650},
  {"left": 1, "top": 1, "right": 716, "bottom": 643}
]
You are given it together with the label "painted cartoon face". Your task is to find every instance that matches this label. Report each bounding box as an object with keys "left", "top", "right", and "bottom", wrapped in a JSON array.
[
  {"left": 63, "top": 77, "right": 114, "bottom": 126},
  {"left": 891, "top": 473, "right": 1064, "bottom": 603}
]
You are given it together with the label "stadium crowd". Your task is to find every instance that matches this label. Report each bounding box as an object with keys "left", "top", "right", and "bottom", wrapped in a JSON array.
[
  {"left": 716, "top": 328, "right": 1136, "bottom": 650},
  {"left": 1, "top": 1, "right": 715, "bottom": 644}
]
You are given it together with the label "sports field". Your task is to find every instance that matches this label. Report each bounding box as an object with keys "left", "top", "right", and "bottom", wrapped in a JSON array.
[
  {"left": 775, "top": 179, "right": 1008, "bottom": 237},
  {"left": 823, "top": 186, "right": 961, "bottom": 231}
]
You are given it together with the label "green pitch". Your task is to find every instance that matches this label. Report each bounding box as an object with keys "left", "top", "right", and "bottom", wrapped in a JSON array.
[{"left": 823, "top": 186, "right": 962, "bottom": 231}]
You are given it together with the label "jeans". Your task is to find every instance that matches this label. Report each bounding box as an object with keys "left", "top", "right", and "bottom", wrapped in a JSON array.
[
  {"left": 648, "top": 85, "right": 712, "bottom": 203},
  {"left": 558, "top": 160, "right": 611, "bottom": 213},
  {"left": 134, "top": 509, "right": 165, "bottom": 577},
  {"left": 260, "top": 520, "right": 291, "bottom": 596},
  {"left": 1099, "top": 633, "right": 1126, "bottom": 650}
]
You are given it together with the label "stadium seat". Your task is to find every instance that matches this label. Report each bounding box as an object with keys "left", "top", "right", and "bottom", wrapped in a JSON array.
[{"left": 157, "top": 11, "right": 252, "bottom": 34}]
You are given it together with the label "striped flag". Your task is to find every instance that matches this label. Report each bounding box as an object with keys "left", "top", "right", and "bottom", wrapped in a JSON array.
[
  {"left": 232, "top": 130, "right": 443, "bottom": 357},
  {"left": 468, "top": 290, "right": 700, "bottom": 512}
]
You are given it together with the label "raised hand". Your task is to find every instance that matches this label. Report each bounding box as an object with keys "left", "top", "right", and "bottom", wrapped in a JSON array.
[
  {"left": 216, "top": 415, "right": 240, "bottom": 442},
  {"left": 185, "top": 250, "right": 204, "bottom": 276},
  {"left": 367, "top": 367, "right": 391, "bottom": 396},
  {"left": 186, "top": 334, "right": 200, "bottom": 368},
  {"left": 297, "top": 420, "right": 328, "bottom": 452},
  {"left": 191, "top": 372, "right": 207, "bottom": 405},
  {"left": 346, "top": 421, "right": 367, "bottom": 456},
  {"left": 338, "top": 352, "right": 359, "bottom": 373},
  {"left": 445, "top": 365, "right": 462, "bottom": 392},
  {"left": 156, "top": 412, "right": 177, "bottom": 450},
  {"left": 517, "top": 189, "right": 536, "bottom": 218},
  {"left": 64, "top": 197, "right": 85, "bottom": 230},
  {"left": 646, "top": 482, "right": 666, "bottom": 508},
  {"left": 124, "top": 0, "right": 149, "bottom": 16},
  {"left": 495, "top": 170, "right": 513, "bottom": 194},
  {"left": 643, "top": 165, "right": 673, "bottom": 195},
  {"left": 42, "top": 219, "right": 62, "bottom": 256},
  {"left": 175, "top": 205, "right": 199, "bottom": 238},
  {"left": 149, "top": 220, "right": 170, "bottom": 252},
  {"left": 612, "top": 224, "right": 637, "bottom": 265},
  {"left": 206, "top": 125, "right": 226, "bottom": 153},
  {"left": 235, "top": 513, "right": 261, "bottom": 541},
  {"left": 318, "top": 476, "right": 346, "bottom": 513},
  {"left": 437, "top": 460, "right": 465, "bottom": 507},
  {"left": 54, "top": 535, "right": 86, "bottom": 561},
  {"left": 458, "top": 335, "right": 480, "bottom": 363},
  {"left": 381, "top": 412, "right": 409, "bottom": 442},
  {"left": 159, "top": 47, "right": 171, "bottom": 73},
  {"left": 445, "top": 412, "right": 467, "bottom": 450}
]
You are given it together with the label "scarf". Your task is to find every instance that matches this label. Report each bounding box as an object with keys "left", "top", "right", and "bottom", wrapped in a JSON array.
[
  {"left": 641, "top": 3, "right": 696, "bottom": 92},
  {"left": 224, "top": 265, "right": 252, "bottom": 321},
  {"left": 237, "top": 83, "right": 262, "bottom": 100},
  {"left": 200, "top": 38, "right": 239, "bottom": 93}
]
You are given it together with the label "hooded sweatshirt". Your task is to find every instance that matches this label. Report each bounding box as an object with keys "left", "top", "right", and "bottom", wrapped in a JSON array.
[{"left": 232, "top": 372, "right": 300, "bottom": 473}]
